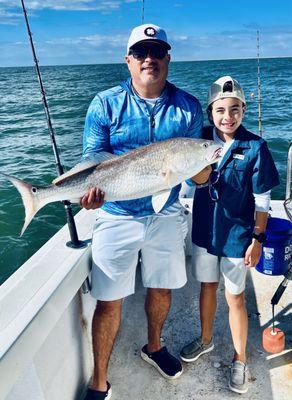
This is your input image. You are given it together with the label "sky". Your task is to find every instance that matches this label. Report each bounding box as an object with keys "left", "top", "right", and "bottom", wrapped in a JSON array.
[{"left": 0, "top": 0, "right": 291, "bottom": 67}]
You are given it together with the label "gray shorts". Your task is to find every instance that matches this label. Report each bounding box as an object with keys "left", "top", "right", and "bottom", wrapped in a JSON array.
[
  {"left": 192, "top": 244, "right": 247, "bottom": 295},
  {"left": 90, "top": 208, "right": 188, "bottom": 301}
]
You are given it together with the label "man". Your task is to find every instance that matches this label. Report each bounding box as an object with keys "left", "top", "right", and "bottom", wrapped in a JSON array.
[{"left": 82, "top": 23, "right": 203, "bottom": 400}]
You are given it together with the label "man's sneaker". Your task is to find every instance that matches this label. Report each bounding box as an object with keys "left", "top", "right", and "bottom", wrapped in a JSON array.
[
  {"left": 180, "top": 337, "right": 214, "bottom": 362},
  {"left": 229, "top": 360, "right": 248, "bottom": 394},
  {"left": 84, "top": 382, "right": 112, "bottom": 400},
  {"left": 141, "top": 345, "right": 183, "bottom": 379}
]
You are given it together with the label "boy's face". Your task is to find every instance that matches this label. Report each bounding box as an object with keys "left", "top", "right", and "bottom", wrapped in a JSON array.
[{"left": 210, "top": 97, "right": 245, "bottom": 138}]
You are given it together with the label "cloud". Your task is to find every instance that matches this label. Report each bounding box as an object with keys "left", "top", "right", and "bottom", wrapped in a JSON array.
[
  {"left": 46, "top": 33, "right": 128, "bottom": 48},
  {"left": 0, "top": 0, "right": 139, "bottom": 24},
  {"left": 169, "top": 26, "right": 292, "bottom": 60}
]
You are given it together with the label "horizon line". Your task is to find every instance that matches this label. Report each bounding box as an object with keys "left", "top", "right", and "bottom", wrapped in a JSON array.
[{"left": 0, "top": 55, "right": 291, "bottom": 69}]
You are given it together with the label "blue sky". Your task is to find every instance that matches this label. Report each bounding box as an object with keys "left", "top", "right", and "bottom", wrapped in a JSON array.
[{"left": 0, "top": 0, "right": 291, "bottom": 67}]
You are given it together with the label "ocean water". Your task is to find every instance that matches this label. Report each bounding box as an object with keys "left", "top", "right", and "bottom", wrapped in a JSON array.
[{"left": 0, "top": 58, "right": 291, "bottom": 285}]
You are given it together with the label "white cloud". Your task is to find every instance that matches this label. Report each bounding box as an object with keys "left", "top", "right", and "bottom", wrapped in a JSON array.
[
  {"left": 0, "top": 0, "right": 140, "bottom": 10},
  {"left": 0, "top": 0, "right": 139, "bottom": 23}
]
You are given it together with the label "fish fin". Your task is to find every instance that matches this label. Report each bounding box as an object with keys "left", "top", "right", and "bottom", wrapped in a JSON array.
[
  {"left": 152, "top": 190, "right": 172, "bottom": 213},
  {"left": 52, "top": 152, "right": 119, "bottom": 186},
  {"left": 162, "top": 168, "right": 175, "bottom": 188},
  {"left": 52, "top": 161, "right": 98, "bottom": 185},
  {"left": 90, "top": 151, "right": 120, "bottom": 164},
  {"left": 1, "top": 173, "right": 43, "bottom": 236}
]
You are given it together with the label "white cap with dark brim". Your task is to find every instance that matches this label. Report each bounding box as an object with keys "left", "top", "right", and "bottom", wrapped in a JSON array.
[
  {"left": 207, "top": 76, "right": 246, "bottom": 106},
  {"left": 127, "top": 23, "right": 171, "bottom": 53}
]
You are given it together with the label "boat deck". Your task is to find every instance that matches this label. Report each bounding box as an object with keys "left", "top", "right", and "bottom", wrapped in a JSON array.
[
  {"left": 101, "top": 259, "right": 291, "bottom": 400},
  {"left": 95, "top": 201, "right": 292, "bottom": 400},
  {"left": 1, "top": 200, "right": 291, "bottom": 400}
]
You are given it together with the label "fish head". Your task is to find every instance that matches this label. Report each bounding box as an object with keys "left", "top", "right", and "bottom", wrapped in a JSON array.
[{"left": 168, "top": 138, "right": 222, "bottom": 178}]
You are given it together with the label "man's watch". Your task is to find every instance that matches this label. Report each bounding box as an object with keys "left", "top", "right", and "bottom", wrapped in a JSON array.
[{"left": 252, "top": 232, "right": 267, "bottom": 243}]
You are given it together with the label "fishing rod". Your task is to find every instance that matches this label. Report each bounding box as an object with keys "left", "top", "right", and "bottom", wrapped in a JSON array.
[
  {"left": 257, "top": 30, "right": 262, "bottom": 137},
  {"left": 20, "top": 0, "right": 86, "bottom": 249},
  {"left": 141, "top": 0, "right": 145, "bottom": 23}
]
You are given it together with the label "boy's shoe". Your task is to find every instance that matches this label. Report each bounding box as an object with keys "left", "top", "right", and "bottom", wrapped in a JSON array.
[
  {"left": 141, "top": 345, "right": 183, "bottom": 379},
  {"left": 180, "top": 337, "right": 214, "bottom": 362},
  {"left": 84, "top": 382, "right": 112, "bottom": 400},
  {"left": 229, "top": 360, "right": 248, "bottom": 394}
]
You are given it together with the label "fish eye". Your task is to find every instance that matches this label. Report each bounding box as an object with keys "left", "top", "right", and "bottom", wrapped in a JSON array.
[
  {"left": 202, "top": 142, "right": 209, "bottom": 148},
  {"left": 31, "top": 187, "right": 37, "bottom": 193}
]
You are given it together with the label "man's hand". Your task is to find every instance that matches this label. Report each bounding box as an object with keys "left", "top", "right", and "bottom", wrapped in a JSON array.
[
  {"left": 80, "top": 188, "right": 105, "bottom": 210},
  {"left": 244, "top": 240, "right": 262, "bottom": 268},
  {"left": 191, "top": 165, "right": 212, "bottom": 185}
]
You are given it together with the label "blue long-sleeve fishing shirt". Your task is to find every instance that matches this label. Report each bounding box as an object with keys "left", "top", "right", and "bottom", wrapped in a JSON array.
[{"left": 83, "top": 78, "right": 203, "bottom": 216}]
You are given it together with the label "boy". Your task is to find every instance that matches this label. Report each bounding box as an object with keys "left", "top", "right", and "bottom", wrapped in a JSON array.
[{"left": 180, "top": 76, "right": 279, "bottom": 394}]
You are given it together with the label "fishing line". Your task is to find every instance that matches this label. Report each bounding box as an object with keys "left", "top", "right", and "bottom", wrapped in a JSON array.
[{"left": 20, "top": 0, "right": 86, "bottom": 249}]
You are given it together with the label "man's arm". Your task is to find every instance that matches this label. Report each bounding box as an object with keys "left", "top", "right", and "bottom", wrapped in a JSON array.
[{"left": 81, "top": 96, "right": 109, "bottom": 209}]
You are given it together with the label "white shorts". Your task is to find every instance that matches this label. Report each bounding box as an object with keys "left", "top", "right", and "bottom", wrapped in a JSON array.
[
  {"left": 192, "top": 244, "right": 247, "bottom": 295},
  {"left": 91, "top": 208, "right": 188, "bottom": 301}
]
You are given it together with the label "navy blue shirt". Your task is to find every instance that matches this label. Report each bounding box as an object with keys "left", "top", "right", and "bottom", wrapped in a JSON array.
[{"left": 192, "top": 125, "right": 280, "bottom": 258}]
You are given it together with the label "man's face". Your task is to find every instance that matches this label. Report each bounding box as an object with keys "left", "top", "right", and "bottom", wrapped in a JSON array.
[{"left": 125, "top": 42, "right": 170, "bottom": 89}]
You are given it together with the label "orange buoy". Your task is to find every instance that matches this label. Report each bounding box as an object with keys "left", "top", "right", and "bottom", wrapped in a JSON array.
[{"left": 262, "top": 327, "right": 285, "bottom": 354}]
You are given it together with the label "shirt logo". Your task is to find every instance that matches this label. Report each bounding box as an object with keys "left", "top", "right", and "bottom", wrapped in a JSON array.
[
  {"left": 233, "top": 153, "right": 245, "bottom": 160},
  {"left": 144, "top": 27, "right": 156, "bottom": 37}
]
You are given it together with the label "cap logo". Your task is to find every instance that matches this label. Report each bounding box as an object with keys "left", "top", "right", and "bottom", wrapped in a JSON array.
[{"left": 144, "top": 27, "right": 156, "bottom": 37}]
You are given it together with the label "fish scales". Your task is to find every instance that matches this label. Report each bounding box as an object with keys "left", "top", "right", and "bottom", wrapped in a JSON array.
[{"left": 1, "top": 137, "right": 222, "bottom": 235}]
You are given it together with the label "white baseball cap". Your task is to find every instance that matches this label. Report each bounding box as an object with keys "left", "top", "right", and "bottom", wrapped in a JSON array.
[
  {"left": 127, "top": 23, "right": 171, "bottom": 53},
  {"left": 207, "top": 76, "right": 246, "bottom": 106}
]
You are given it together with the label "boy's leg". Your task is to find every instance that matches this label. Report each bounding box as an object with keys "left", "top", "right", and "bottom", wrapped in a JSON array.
[
  {"left": 225, "top": 290, "right": 248, "bottom": 363},
  {"left": 221, "top": 257, "right": 248, "bottom": 362},
  {"left": 221, "top": 257, "right": 248, "bottom": 394},
  {"left": 180, "top": 245, "right": 219, "bottom": 362},
  {"left": 200, "top": 282, "right": 219, "bottom": 343},
  {"left": 91, "top": 300, "right": 123, "bottom": 391}
]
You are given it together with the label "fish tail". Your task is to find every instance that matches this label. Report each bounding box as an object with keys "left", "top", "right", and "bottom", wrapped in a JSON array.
[{"left": 2, "top": 173, "right": 43, "bottom": 236}]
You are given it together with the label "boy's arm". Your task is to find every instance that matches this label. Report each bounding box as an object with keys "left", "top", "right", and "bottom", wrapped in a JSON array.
[{"left": 244, "top": 211, "right": 268, "bottom": 268}]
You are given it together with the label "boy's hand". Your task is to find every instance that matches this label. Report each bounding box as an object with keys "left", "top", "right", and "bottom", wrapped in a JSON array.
[
  {"left": 191, "top": 165, "right": 212, "bottom": 185},
  {"left": 80, "top": 188, "right": 105, "bottom": 210},
  {"left": 244, "top": 240, "right": 262, "bottom": 268}
]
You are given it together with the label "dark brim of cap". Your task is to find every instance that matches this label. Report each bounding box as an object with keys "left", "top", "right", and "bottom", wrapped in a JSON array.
[{"left": 130, "top": 39, "right": 171, "bottom": 50}]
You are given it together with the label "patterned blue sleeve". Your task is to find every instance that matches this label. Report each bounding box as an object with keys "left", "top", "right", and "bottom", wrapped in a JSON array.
[
  {"left": 186, "top": 100, "right": 204, "bottom": 139},
  {"left": 252, "top": 141, "right": 280, "bottom": 194},
  {"left": 82, "top": 95, "right": 111, "bottom": 160},
  {"left": 185, "top": 100, "right": 204, "bottom": 186}
]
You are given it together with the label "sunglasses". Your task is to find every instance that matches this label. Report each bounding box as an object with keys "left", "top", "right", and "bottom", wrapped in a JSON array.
[
  {"left": 128, "top": 45, "right": 168, "bottom": 60},
  {"left": 209, "top": 169, "right": 220, "bottom": 201}
]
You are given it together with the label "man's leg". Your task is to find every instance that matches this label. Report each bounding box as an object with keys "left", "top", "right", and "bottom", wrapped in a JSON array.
[
  {"left": 140, "top": 212, "right": 186, "bottom": 378},
  {"left": 200, "top": 282, "right": 219, "bottom": 343},
  {"left": 90, "top": 299, "right": 123, "bottom": 391},
  {"left": 141, "top": 287, "right": 183, "bottom": 379},
  {"left": 145, "top": 288, "right": 171, "bottom": 352},
  {"left": 225, "top": 290, "right": 247, "bottom": 363}
]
